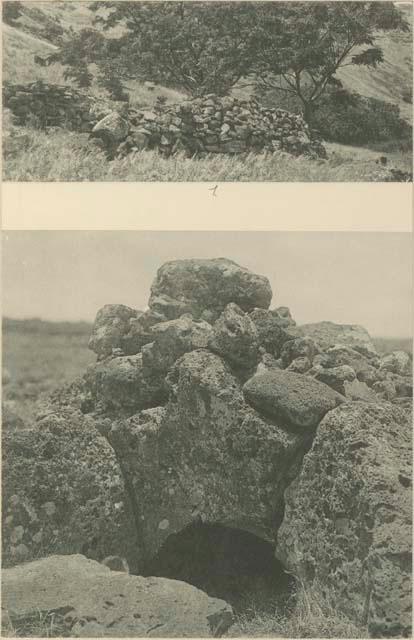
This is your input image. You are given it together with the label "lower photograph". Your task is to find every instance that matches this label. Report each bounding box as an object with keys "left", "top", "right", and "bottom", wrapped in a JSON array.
[{"left": 2, "top": 231, "right": 412, "bottom": 639}]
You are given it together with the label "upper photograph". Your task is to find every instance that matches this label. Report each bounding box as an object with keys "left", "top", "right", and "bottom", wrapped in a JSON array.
[{"left": 2, "top": 0, "right": 413, "bottom": 182}]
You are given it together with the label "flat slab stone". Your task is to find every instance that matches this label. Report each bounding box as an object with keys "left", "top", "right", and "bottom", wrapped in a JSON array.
[{"left": 2, "top": 554, "right": 233, "bottom": 637}]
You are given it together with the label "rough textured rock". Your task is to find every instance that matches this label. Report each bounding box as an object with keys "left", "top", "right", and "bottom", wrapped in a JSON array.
[
  {"left": 208, "top": 303, "right": 260, "bottom": 371},
  {"left": 100, "top": 349, "right": 308, "bottom": 560},
  {"left": 243, "top": 369, "right": 344, "bottom": 431},
  {"left": 280, "top": 336, "right": 319, "bottom": 368},
  {"left": 294, "top": 321, "right": 378, "bottom": 358},
  {"left": 2, "top": 554, "right": 233, "bottom": 637},
  {"left": 88, "top": 304, "right": 140, "bottom": 359},
  {"left": 379, "top": 350, "right": 412, "bottom": 377},
  {"left": 142, "top": 315, "right": 212, "bottom": 375},
  {"left": 149, "top": 258, "right": 272, "bottom": 322},
  {"left": 276, "top": 402, "right": 412, "bottom": 638},
  {"left": 84, "top": 354, "right": 167, "bottom": 414},
  {"left": 1, "top": 382, "right": 138, "bottom": 571},
  {"left": 249, "top": 308, "right": 296, "bottom": 357}
]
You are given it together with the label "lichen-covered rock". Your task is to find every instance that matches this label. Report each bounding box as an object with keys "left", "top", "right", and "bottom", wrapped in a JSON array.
[
  {"left": 294, "top": 321, "right": 378, "bottom": 358},
  {"left": 379, "top": 350, "right": 412, "bottom": 377},
  {"left": 88, "top": 304, "right": 140, "bottom": 360},
  {"left": 286, "top": 356, "right": 312, "bottom": 374},
  {"left": 84, "top": 354, "right": 167, "bottom": 414},
  {"left": 208, "top": 303, "right": 259, "bottom": 371},
  {"left": 102, "top": 349, "right": 308, "bottom": 559},
  {"left": 149, "top": 258, "right": 272, "bottom": 322},
  {"left": 121, "top": 309, "right": 166, "bottom": 356},
  {"left": 276, "top": 402, "right": 412, "bottom": 638},
  {"left": 243, "top": 369, "right": 344, "bottom": 431},
  {"left": 280, "top": 337, "right": 319, "bottom": 368},
  {"left": 2, "top": 554, "right": 234, "bottom": 637},
  {"left": 1, "top": 383, "right": 138, "bottom": 571},
  {"left": 249, "top": 308, "right": 295, "bottom": 357},
  {"left": 142, "top": 315, "right": 212, "bottom": 375},
  {"left": 92, "top": 110, "right": 129, "bottom": 142}
]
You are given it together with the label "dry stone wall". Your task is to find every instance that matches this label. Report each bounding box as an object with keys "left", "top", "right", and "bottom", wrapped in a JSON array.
[
  {"left": 120, "top": 94, "right": 326, "bottom": 158},
  {"left": 3, "top": 81, "right": 109, "bottom": 131},
  {"left": 4, "top": 81, "right": 326, "bottom": 158}
]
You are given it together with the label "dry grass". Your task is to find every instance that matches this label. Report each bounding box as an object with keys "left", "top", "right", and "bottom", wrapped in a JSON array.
[
  {"left": 229, "top": 579, "right": 368, "bottom": 638},
  {"left": 4, "top": 121, "right": 411, "bottom": 182},
  {"left": 2, "top": 609, "right": 68, "bottom": 638}
]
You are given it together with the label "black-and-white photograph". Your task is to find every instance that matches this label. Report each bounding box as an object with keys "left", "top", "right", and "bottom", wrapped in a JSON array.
[
  {"left": 2, "top": 1, "right": 413, "bottom": 182},
  {"left": 2, "top": 231, "right": 412, "bottom": 638}
]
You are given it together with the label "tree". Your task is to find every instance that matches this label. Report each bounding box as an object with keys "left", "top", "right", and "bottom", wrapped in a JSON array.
[
  {"left": 250, "top": 2, "right": 409, "bottom": 121},
  {"left": 88, "top": 1, "right": 258, "bottom": 97}
]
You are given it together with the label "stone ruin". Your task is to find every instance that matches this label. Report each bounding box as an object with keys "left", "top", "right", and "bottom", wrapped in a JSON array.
[
  {"left": 2, "top": 258, "right": 412, "bottom": 637},
  {"left": 3, "top": 81, "right": 106, "bottom": 132},
  {"left": 3, "top": 80, "right": 326, "bottom": 159}
]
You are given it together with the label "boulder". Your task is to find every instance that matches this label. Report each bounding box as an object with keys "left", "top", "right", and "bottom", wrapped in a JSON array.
[
  {"left": 280, "top": 337, "right": 319, "bottom": 368},
  {"left": 286, "top": 356, "right": 311, "bottom": 374},
  {"left": 294, "top": 321, "right": 378, "bottom": 358},
  {"left": 88, "top": 304, "right": 139, "bottom": 359},
  {"left": 84, "top": 354, "right": 167, "bottom": 414},
  {"left": 249, "top": 308, "right": 295, "bottom": 357},
  {"left": 102, "top": 350, "right": 308, "bottom": 559},
  {"left": 379, "top": 351, "right": 412, "bottom": 377},
  {"left": 121, "top": 310, "right": 167, "bottom": 355},
  {"left": 2, "top": 554, "right": 234, "bottom": 637},
  {"left": 149, "top": 258, "right": 272, "bottom": 322},
  {"left": 91, "top": 111, "right": 129, "bottom": 143},
  {"left": 243, "top": 369, "right": 344, "bottom": 431},
  {"left": 2, "top": 382, "right": 138, "bottom": 572},
  {"left": 142, "top": 315, "right": 212, "bottom": 375},
  {"left": 276, "top": 402, "right": 412, "bottom": 638},
  {"left": 208, "top": 303, "right": 260, "bottom": 371}
]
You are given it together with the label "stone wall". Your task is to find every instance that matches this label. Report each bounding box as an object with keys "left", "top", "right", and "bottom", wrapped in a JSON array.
[
  {"left": 120, "top": 94, "right": 326, "bottom": 158},
  {"left": 4, "top": 80, "right": 326, "bottom": 158},
  {"left": 3, "top": 80, "right": 108, "bottom": 132}
]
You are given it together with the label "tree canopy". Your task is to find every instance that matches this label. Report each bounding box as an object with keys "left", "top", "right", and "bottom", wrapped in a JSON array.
[{"left": 58, "top": 1, "right": 408, "bottom": 117}]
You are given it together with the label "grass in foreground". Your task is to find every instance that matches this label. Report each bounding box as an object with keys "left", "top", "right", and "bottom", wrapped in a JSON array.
[
  {"left": 3, "top": 121, "right": 412, "bottom": 182},
  {"left": 229, "top": 580, "right": 368, "bottom": 638}
]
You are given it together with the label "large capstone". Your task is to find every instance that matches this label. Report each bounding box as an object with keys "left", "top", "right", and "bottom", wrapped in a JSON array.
[{"left": 148, "top": 258, "right": 272, "bottom": 322}]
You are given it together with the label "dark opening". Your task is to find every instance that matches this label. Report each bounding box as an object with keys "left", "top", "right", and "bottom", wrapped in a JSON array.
[{"left": 142, "top": 522, "right": 295, "bottom": 615}]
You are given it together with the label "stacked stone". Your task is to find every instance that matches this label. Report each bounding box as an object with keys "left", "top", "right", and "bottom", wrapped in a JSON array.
[
  {"left": 4, "top": 81, "right": 325, "bottom": 158},
  {"left": 3, "top": 81, "right": 106, "bottom": 132},
  {"left": 121, "top": 94, "right": 325, "bottom": 158},
  {"left": 2, "top": 258, "right": 412, "bottom": 638}
]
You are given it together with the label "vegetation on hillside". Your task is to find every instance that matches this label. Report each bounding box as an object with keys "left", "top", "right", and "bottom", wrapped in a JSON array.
[{"left": 2, "top": 1, "right": 412, "bottom": 180}]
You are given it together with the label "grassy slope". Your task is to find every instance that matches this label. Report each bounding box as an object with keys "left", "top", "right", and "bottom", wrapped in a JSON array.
[
  {"left": 337, "top": 4, "right": 413, "bottom": 123},
  {"left": 2, "top": 2, "right": 412, "bottom": 181}
]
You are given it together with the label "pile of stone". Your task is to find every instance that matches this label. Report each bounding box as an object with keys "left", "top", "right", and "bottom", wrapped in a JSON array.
[
  {"left": 110, "top": 94, "right": 326, "bottom": 158},
  {"left": 3, "top": 80, "right": 326, "bottom": 159},
  {"left": 3, "top": 81, "right": 109, "bottom": 132},
  {"left": 2, "top": 258, "right": 412, "bottom": 638}
]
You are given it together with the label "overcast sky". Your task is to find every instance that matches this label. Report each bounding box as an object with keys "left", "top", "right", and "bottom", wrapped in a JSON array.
[{"left": 2, "top": 231, "right": 412, "bottom": 337}]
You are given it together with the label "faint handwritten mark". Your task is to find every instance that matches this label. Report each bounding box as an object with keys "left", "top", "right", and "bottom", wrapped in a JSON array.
[{"left": 208, "top": 185, "right": 219, "bottom": 197}]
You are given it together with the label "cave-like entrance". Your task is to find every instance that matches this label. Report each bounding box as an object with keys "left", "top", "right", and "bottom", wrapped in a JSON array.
[{"left": 142, "top": 522, "right": 295, "bottom": 615}]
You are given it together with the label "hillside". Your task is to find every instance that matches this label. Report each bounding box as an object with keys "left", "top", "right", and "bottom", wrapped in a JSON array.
[
  {"left": 338, "top": 3, "right": 413, "bottom": 122},
  {"left": 3, "top": 1, "right": 413, "bottom": 118}
]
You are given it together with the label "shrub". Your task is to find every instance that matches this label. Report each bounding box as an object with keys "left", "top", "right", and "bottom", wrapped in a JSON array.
[{"left": 310, "top": 88, "right": 412, "bottom": 147}]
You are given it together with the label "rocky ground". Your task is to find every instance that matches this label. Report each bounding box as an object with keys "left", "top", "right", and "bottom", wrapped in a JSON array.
[{"left": 2, "top": 258, "right": 412, "bottom": 638}]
